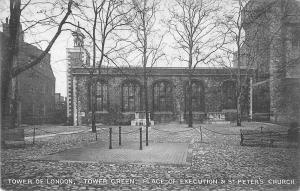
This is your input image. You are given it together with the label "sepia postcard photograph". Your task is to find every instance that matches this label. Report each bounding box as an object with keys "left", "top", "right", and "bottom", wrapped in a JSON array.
[{"left": 0, "top": 0, "right": 299, "bottom": 190}]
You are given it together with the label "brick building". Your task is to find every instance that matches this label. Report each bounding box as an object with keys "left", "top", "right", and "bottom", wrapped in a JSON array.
[
  {"left": 55, "top": 93, "right": 66, "bottom": 110},
  {"left": 54, "top": 93, "right": 67, "bottom": 124},
  {"left": 66, "top": 27, "right": 252, "bottom": 126},
  {"left": 1, "top": 20, "right": 56, "bottom": 124},
  {"left": 241, "top": 0, "right": 300, "bottom": 124}
]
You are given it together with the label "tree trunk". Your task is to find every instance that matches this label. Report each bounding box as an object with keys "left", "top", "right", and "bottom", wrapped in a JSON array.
[
  {"left": 142, "top": 1, "right": 150, "bottom": 128},
  {"left": 91, "top": 9, "right": 97, "bottom": 133},
  {"left": 236, "top": 55, "right": 242, "bottom": 126},
  {"left": 249, "top": 77, "right": 253, "bottom": 121},
  {"left": 91, "top": 82, "right": 96, "bottom": 132},
  {"left": 236, "top": 15, "right": 242, "bottom": 127},
  {"left": 3, "top": 0, "right": 21, "bottom": 129},
  {"left": 236, "top": 94, "right": 242, "bottom": 126},
  {"left": 236, "top": 77, "right": 242, "bottom": 126},
  {"left": 188, "top": 73, "right": 193, "bottom": 128},
  {"left": 188, "top": 43, "right": 193, "bottom": 128},
  {"left": 144, "top": 69, "right": 150, "bottom": 127},
  {"left": 10, "top": 72, "right": 18, "bottom": 128}
]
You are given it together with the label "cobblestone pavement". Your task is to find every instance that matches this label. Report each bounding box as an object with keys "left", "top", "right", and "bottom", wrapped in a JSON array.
[{"left": 1, "top": 123, "right": 299, "bottom": 190}]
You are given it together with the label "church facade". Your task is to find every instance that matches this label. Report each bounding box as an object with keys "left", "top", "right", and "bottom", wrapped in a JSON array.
[
  {"left": 66, "top": 0, "right": 300, "bottom": 126},
  {"left": 66, "top": 28, "right": 252, "bottom": 126}
]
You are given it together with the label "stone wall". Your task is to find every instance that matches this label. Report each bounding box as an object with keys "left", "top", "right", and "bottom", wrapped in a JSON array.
[
  {"left": 71, "top": 68, "right": 251, "bottom": 125},
  {"left": 268, "top": 1, "right": 300, "bottom": 124},
  {"left": 243, "top": 0, "right": 300, "bottom": 124}
]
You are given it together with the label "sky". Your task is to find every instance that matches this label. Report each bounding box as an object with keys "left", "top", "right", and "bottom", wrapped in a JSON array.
[{"left": 0, "top": 0, "right": 236, "bottom": 97}]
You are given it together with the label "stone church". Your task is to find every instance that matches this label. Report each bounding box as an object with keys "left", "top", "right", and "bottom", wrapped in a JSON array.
[
  {"left": 66, "top": 0, "right": 300, "bottom": 126},
  {"left": 66, "top": 28, "right": 251, "bottom": 126}
]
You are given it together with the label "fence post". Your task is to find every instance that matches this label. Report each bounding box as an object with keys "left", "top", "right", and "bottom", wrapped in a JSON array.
[
  {"left": 146, "top": 126, "right": 149, "bottom": 146},
  {"left": 33, "top": 127, "right": 36, "bottom": 144},
  {"left": 119, "top": 126, "right": 121, "bottom": 146},
  {"left": 240, "top": 133, "right": 244, "bottom": 146},
  {"left": 95, "top": 129, "right": 97, "bottom": 141},
  {"left": 109, "top": 128, "right": 112, "bottom": 149},
  {"left": 269, "top": 131, "right": 272, "bottom": 147},
  {"left": 200, "top": 126, "right": 203, "bottom": 142},
  {"left": 260, "top": 126, "right": 263, "bottom": 145},
  {"left": 140, "top": 127, "right": 142, "bottom": 150}
]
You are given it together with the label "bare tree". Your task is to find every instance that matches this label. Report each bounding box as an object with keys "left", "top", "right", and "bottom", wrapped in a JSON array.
[
  {"left": 168, "top": 0, "right": 225, "bottom": 127},
  {"left": 1, "top": 0, "right": 73, "bottom": 129},
  {"left": 126, "top": 0, "right": 165, "bottom": 133},
  {"left": 68, "top": 0, "right": 133, "bottom": 131}
]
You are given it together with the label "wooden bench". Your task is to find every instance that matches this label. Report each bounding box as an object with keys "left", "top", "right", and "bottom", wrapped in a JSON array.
[{"left": 240, "top": 129, "right": 288, "bottom": 147}]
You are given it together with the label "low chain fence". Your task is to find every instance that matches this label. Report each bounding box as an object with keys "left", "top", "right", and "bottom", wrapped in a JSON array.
[
  {"left": 25, "top": 127, "right": 93, "bottom": 147},
  {"left": 194, "top": 125, "right": 299, "bottom": 148},
  {"left": 22, "top": 123, "right": 298, "bottom": 149},
  {"left": 24, "top": 125, "right": 198, "bottom": 150}
]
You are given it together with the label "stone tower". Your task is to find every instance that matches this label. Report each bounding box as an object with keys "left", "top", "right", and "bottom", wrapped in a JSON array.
[
  {"left": 66, "top": 23, "right": 89, "bottom": 125},
  {"left": 268, "top": 0, "right": 300, "bottom": 124},
  {"left": 243, "top": 0, "right": 300, "bottom": 124}
]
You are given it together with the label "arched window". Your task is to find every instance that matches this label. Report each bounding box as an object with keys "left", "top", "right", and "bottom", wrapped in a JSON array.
[
  {"left": 122, "top": 80, "right": 141, "bottom": 112},
  {"left": 96, "top": 81, "right": 108, "bottom": 111},
  {"left": 153, "top": 81, "right": 173, "bottom": 112},
  {"left": 222, "top": 80, "right": 237, "bottom": 110},
  {"left": 89, "top": 80, "right": 108, "bottom": 111},
  {"left": 185, "top": 80, "right": 205, "bottom": 112}
]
